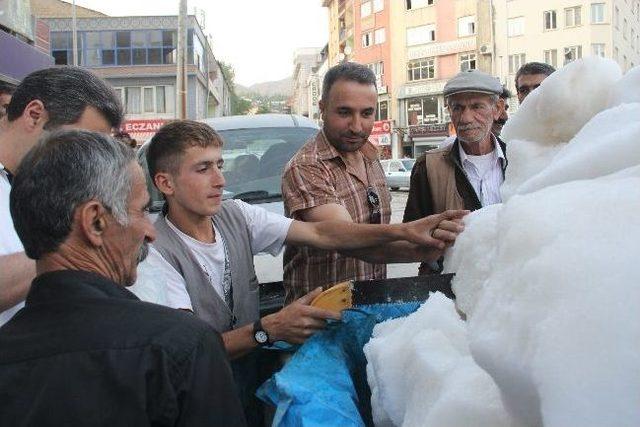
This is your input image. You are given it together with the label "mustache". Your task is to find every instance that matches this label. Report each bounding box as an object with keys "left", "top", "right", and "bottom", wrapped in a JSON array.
[
  {"left": 342, "top": 131, "right": 368, "bottom": 139},
  {"left": 136, "top": 241, "right": 150, "bottom": 264}
]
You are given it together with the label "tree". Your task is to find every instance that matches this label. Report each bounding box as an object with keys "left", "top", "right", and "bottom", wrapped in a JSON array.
[{"left": 218, "top": 61, "right": 251, "bottom": 115}]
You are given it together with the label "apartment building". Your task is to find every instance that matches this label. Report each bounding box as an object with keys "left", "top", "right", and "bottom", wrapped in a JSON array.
[
  {"left": 323, "top": 0, "right": 356, "bottom": 66},
  {"left": 390, "top": 0, "right": 493, "bottom": 157},
  {"left": 494, "top": 0, "right": 640, "bottom": 108},
  {"left": 32, "top": 0, "right": 231, "bottom": 141},
  {"left": 291, "top": 47, "right": 324, "bottom": 118}
]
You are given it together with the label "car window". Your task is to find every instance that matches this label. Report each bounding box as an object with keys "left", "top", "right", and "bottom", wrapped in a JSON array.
[
  {"left": 218, "top": 127, "right": 317, "bottom": 202},
  {"left": 381, "top": 160, "right": 389, "bottom": 172},
  {"left": 390, "top": 161, "right": 403, "bottom": 172},
  {"left": 401, "top": 159, "right": 415, "bottom": 171}
]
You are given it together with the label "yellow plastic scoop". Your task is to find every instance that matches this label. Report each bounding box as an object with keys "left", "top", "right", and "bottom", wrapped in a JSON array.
[{"left": 310, "top": 281, "right": 353, "bottom": 313}]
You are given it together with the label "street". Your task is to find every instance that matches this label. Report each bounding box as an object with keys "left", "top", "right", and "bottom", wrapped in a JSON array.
[{"left": 388, "top": 190, "right": 421, "bottom": 278}]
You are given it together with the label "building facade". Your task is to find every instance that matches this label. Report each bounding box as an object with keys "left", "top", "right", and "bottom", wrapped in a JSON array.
[
  {"left": 291, "top": 47, "right": 323, "bottom": 118},
  {"left": 391, "top": 0, "right": 493, "bottom": 157},
  {"left": 494, "top": 0, "right": 640, "bottom": 109},
  {"left": 32, "top": 0, "right": 232, "bottom": 141},
  {"left": 323, "top": 0, "right": 356, "bottom": 66}
]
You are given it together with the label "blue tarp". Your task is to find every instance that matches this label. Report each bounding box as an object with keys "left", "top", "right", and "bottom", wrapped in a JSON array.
[{"left": 257, "top": 303, "right": 421, "bottom": 427}]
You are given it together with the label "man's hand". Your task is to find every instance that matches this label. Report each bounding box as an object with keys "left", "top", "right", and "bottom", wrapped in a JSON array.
[
  {"left": 401, "top": 209, "right": 469, "bottom": 249},
  {"left": 262, "top": 287, "right": 341, "bottom": 344}
]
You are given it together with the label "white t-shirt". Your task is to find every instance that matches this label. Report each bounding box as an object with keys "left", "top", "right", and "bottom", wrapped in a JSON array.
[
  {"left": 0, "top": 162, "right": 26, "bottom": 326},
  {"left": 131, "top": 200, "right": 293, "bottom": 310}
]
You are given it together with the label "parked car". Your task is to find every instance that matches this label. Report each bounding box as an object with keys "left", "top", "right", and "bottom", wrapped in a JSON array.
[
  {"left": 137, "top": 114, "right": 319, "bottom": 287},
  {"left": 380, "top": 158, "right": 415, "bottom": 190}
]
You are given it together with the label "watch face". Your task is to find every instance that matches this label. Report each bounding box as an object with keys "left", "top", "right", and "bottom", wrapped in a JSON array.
[{"left": 255, "top": 330, "right": 268, "bottom": 344}]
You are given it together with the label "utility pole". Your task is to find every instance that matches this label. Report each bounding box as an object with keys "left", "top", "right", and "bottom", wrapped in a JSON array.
[
  {"left": 72, "top": 0, "right": 78, "bottom": 66},
  {"left": 176, "top": 0, "right": 188, "bottom": 119}
]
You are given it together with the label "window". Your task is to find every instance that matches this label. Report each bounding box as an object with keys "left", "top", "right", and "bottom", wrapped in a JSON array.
[
  {"left": 591, "top": 3, "right": 605, "bottom": 24},
  {"left": 508, "top": 17, "right": 525, "bottom": 37},
  {"left": 373, "top": 0, "right": 384, "bottom": 13},
  {"left": 376, "top": 100, "right": 388, "bottom": 121},
  {"left": 509, "top": 53, "right": 526, "bottom": 74},
  {"left": 632, "top": 29, "right": 636, "bottom": 49},
  {"left": 362, "top": 31, "right": 373, "bottom": 47},
  {"left": 374, "top": 28, "right": 386, "bottom": 44},
  {"left": 460, "top": 53, "right": 477, "bottom": 72},
  {"left": 361, "top": 1, "right": 372, "bottom": 18},
  {"left": 118, "top": 85, "right": 175, "bottom": 115},
  {"left": 143, "top": 87, "right": 155, "bottom": 113},
  {"left": 614, "top": 46, "right": 619, "bottom": 61},
  {"left": 407, "top": 58, "right": 435, "bottom": 81},
  {"left": 406, "top": 0, "right": 433, "bottom": 10},
  {"left": 624, "top": 55, "right": 628, "bottom": 70},
  {"left": 406, "top": 96, "right": 439, "bottom": 125},
  {"left": 544, "top": 10, "right": 557, "bottom": 30},
  {"left": 458, "top": 16, "right": 476, "bottom": 37},
  {"left": 623, "top": 18, "right": 628, "bottom": 39},
  {"left": 615, "top": 6, "right": 620, "bottom": 28},
  {"left": 367, "top": 61, "right": 384, "bottom": 77},
  {"left": 125, "top": 87, "right": 141, "bottom": 114},
  {"left": 565, "top": 6, "right": 582, "bottom": 27},
  {"left": 564, "top": 45, "right": 582, "bottom": 64},
  {"left": 544, "top": 49, "right": 557, "bottom": 67},
  {"left": 592, "top": 43, "right": 605, "bottom": 57},
  {"left": 407, "top": 24, "right": 436, "bottom": 46}
]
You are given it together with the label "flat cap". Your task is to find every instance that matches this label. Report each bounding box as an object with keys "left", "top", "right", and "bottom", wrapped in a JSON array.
[{"left": 443, "top": 70, "right": 503, "bottom": 98}]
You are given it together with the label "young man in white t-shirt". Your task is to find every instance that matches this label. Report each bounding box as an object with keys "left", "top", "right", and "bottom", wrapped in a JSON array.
[{"left": 135, "top": 120, "right": 467, "bottom": 359}]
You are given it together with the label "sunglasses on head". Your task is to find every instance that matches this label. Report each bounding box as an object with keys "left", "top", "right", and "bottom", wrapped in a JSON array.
[{"left": 367, "top": 186, "right": 381, "bottom": 224}]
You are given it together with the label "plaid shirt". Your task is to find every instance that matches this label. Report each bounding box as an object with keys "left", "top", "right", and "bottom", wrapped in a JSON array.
[{"left": 281, "top": 131, "right": 391, "bottom": 304}]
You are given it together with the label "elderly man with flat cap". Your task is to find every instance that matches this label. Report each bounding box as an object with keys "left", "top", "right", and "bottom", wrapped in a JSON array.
[{"left": 403, "top": 70, "right": 507, "bottom": 275}]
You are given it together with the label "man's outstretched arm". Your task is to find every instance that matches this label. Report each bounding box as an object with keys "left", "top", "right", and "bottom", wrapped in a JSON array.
[{"left": 285, "top": 204, "right": 468, "bottom": 262}]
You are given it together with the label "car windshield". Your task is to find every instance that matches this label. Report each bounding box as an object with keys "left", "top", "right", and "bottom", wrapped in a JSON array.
[
  {"left": 401, "top": 159, "right": 415, "bottom": 171},
  {"left": 137, "top": 125, "right": 318, "bottom": 212},
  {"left": 219, "top": 127, "right": 317, "bottom": 202}
]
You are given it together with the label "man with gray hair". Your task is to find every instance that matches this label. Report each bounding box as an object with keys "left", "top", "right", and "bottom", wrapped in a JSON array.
[
  {"left": 0, "top": 66, "right": 122, "bottom": 326},
  {"left": 404, "top": 70, "right": 508, "bottom": 274},
  {"left": 0, "top": 130, "right": 244, "bottom": 426}
]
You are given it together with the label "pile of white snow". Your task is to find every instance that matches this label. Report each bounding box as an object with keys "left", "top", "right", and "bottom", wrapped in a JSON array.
[{"left": 365, "top": 58, "right": 640, "bottom": 427}]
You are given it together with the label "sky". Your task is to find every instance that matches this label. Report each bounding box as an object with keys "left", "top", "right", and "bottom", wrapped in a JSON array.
[{"left": 73, "top": 0, "right": 329, "bottom": 86}]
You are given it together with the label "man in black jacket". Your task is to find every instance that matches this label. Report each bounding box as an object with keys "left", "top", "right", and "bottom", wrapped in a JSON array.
[{"left": 0, "top": 130, "right": 245, "bottom": 426}]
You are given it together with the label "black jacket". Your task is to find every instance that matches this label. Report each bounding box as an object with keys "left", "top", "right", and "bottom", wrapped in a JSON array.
[{"left": 0, "top": 270, "right": 246, "bottom": 427}]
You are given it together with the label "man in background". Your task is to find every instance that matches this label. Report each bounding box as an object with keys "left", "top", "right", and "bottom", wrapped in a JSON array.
[{"left": 515, "top": 62, "right": 556, "bottom": 103}]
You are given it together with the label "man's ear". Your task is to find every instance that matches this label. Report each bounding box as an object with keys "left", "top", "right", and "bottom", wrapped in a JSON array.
[
  {"left": 21, "top": 100, "right": 48, "bottom": 132},
  {"left": 154, "top": 172, "right": 175, "bottom": 197},
  {"left": 318, "top": 99, "right": 326, "bottom": 120},
  {"left": 77, "top": 200, "right": 109, "bottom": 247}
]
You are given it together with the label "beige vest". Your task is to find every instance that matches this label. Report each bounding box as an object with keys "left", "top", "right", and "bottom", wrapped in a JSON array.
[{"left": 424, "top": 146, "right": 466, "bottom": 213}]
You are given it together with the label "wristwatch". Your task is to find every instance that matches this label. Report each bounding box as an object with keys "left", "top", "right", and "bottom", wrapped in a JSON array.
[{"left": 253, "top": 319, "right": 270, "bottom": 346}]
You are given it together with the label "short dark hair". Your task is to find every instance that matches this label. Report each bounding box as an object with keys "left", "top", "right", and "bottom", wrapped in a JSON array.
[
  {"left": 515, "top": 62, "right": 556, "bottom": 87},
  {"left": 147, "top": 120, "right": 223, "bottom": 181},
  {"left": 6, "top": 67, "right": 123, "bottom": 129},
  {"left": 10, "top": 130, "right": 135, "bottom": 259},
  {"left": 321, "top": 62, "right": 377, "bottom": 102},
  {"left": 500, "top": 86, "right": 512, "bottom": 99},
  {"left": 0, "top": 80, "right": 17, "bottom": 96}
]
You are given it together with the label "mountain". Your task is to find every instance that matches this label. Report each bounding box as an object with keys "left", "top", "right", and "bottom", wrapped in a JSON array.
[{"left": 236, "top": 77, "right": 293, "bottom": 98}]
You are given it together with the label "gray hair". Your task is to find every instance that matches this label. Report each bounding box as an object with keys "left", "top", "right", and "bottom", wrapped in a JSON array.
[
  {"left": 10, "top": 130, "right": 135, "bottom": 259},
  {"left": 322, "top": 62, "right": 377, "bottom": 102}
]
